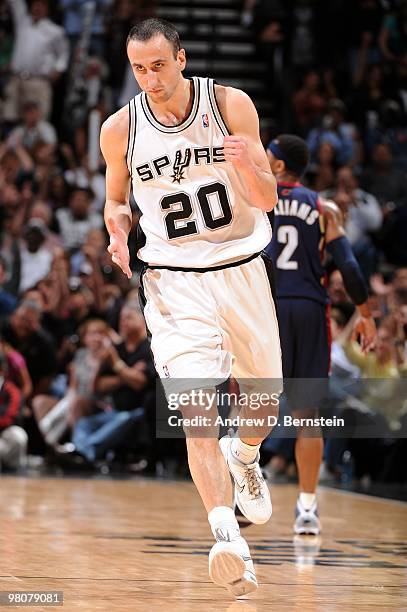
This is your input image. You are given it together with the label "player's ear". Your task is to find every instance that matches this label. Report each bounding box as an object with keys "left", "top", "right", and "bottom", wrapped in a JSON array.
[
  {"left": 276, "top": 159, "right": 285, "bottom": 174},
  {"left": 177, "top": 48, "right": 186, "bottom": 71}
]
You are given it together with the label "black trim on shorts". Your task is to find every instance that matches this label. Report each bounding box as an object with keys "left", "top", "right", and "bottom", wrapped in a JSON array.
[
  {"left": 260, "top": 250, "right": 277, "bottom": 303},
  {"left": 146, "top": 251, "right": 260, "bottom": 273},
  {"left": 138, "top": 266, "right": 152, "bottom": 341}
]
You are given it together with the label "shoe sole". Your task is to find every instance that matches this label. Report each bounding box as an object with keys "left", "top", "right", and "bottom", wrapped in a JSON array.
[
  {"left": 209, "top": 549, "right": 258, "bottom": 597},
  {"left": 294, "top": 525, "right": 321, "bottom": 536}
]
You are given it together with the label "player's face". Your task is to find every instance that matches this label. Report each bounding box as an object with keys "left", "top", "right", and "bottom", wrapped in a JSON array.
[{"left": 128, "top": 35, "right": 186, "bottom": 104}]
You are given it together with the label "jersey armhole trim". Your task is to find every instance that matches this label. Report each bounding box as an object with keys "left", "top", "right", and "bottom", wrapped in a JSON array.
[
  {"left": 126, "top": 98, "right": 137, "bottom": 177},
  {"left": 125, "top": 100, "right": 131, "bottom": 163},
  {"left": 207, "top": 79, "right": 230, "bottom": 137}
]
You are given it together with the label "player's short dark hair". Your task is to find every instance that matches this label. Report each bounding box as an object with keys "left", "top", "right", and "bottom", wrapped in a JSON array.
[
  {"left": 268, "top": 134, "right": 309, "bottom": 177},
  {"left": 127, "top": 18, "right": 181, "bottom": 58}
]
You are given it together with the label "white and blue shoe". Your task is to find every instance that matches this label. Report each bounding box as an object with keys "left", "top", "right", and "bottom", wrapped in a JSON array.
[
  {"left": 294, "top": 497, "right": 321, "bottom": 535},
  {"left": 219, "top": 436, "right": 272, "bottom": 525},
  {"left": 209, "top": 535, "right": 258, "bottom": 597}
]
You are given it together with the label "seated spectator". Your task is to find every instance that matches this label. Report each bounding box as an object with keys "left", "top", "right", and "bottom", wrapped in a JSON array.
[
  {"left": 2, "top": 300, "right": 56, "bottom": 394},
  {"left": 28, "top": 200, "right": 63, "bottom": 252},
  {"left": 322, "top": 166, "right": 383, "bottom": 278},
  {"left": 19, "top": 219, "right": 53, "bottom": 293},
  {"left": 62, "top": 145, "right": 106, "bottom": 212},
  {"left": 56, "top": 186, "right": 103, "bottom": 252},
  {"left": 307, "top": 140, "right": 337, "bottom": 192},
  {"left": 0, "top": 335, "right": 32, "bottom": 400},
  {"left": 330, "top": 304, "right": 361, "bottom": 380},
  {"left": 32, "top": 318, "right": 111, "bottom": 447},
  {"left": 6, "top": 100, "right": 57, "bottom": 152},
  {"left": 307, "top": 99, "right": 358, "bottom": 166},
  {"left": 71, "top": 302, "right": 156, "bottom": 463},
  {"left": 0, "top": 351, "right": 27, "bottom": 471},
  {"left": 328, "top": 269, "right": 351, "bottom": 306}
]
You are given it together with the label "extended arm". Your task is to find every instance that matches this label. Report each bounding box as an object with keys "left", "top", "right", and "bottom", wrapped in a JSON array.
[
  {"left": 216, "top": 86, "right": 278, "bottom": 212},
  {"left": 100, "top": 107, "right": 133, "bottom": 278}
]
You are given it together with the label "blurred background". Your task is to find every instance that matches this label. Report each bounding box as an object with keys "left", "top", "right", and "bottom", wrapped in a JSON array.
[{"left": 0, "top": 0, "right": 406, "bottom": 499}]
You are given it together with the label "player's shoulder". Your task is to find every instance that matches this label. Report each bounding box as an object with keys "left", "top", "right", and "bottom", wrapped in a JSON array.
[
  {"left": 100, "top": 105, "right": 129, "bottom": 148},
  {"left": 214, "top": 84, "right": 257, "bottom": 133},
  {"left": 214, "top": 83, "right": 254, "bottom": 113}
]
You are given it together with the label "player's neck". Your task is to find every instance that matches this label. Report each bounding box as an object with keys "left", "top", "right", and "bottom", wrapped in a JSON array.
[
  {"left": 277, "top": 173, "right": 301, "bottom": 186},
  {"left": 146, "top": 77, "right": 193, "bottom": 126}
]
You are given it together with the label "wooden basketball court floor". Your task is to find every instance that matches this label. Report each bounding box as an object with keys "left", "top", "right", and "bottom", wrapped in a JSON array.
[{"left": 0, "top": 476, "right": 405, "bottom": 611}]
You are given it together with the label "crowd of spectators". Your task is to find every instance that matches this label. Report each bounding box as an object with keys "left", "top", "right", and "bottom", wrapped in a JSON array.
[{"left": 0, "top": 0, "right": 405, "bottom": 487}]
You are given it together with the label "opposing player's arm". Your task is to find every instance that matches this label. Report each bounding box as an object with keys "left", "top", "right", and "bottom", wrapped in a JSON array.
[
  {"left": 100, "top": 107, "right": 133, "bottom": 278},
  {"left": 215, "top": 85, "right": 278, "bottom": 212},
  {"left": 321, "top": 198, "right": 376, "bottom": 350}
]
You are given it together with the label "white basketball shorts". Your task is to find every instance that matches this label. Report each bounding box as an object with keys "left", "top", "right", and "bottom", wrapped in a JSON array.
[{"left": 140, "top": 254, "right": 283, "bottom": 395}]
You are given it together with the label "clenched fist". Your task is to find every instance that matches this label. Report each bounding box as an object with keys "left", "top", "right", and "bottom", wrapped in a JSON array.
[{"left": 223, "top": 135, "right": 252, "bottom": 170}]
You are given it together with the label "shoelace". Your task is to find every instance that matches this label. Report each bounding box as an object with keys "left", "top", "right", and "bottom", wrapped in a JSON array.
[{"left": 245, "top": 466, "right": 263, "bottom": 498}]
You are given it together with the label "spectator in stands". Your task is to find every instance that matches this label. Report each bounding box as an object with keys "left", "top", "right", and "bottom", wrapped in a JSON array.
[
  {"left": 32, "top": 318, "right": 111, "bottom": 447},
  {"left": 56, "top": 186, "right": 103, "bottom": 252},
  {"left": 292, "top": 69, "right": 327, "bottom": 136},
  {"left": 307, "top": 99, "right": 358, "bottom": 166},
  {"left": 19, "top": 219, "right": 53, "bottom": 293},
  {"left": 378, "top": 1, "right": 407, "bottom": 63},
  {"left": 0, "top": 350, "right": 27, "bottom": 470},
  {"left": 360, "top": 142, "right": 407, "bottom": 210},
  {"left": 322, "top": 165, "right": 382, "bottom": 278},
  {"left": 0, "top": 254, "right": 17, "bottom": 317},
  {"left": 1, "top": 300, "right": 56, "bottom": 394},
  {"left": 328, "top": 269, "right": 351, "bottom": 306},
  {"left": 59, "top": 0, "right": 111, "bottom": 57},
  {"left": 3, "top": 0, "right": 69, "bottom": 121},
  {"left": 71, "top": 302, "right": 155, "bottom": 463},
  {"left": 6, "top": 100, "right": 57, "bottom": 152},
  {"left": 0, "top": 335, "right": 32, "bottom": 400},
  {"left": 28, "top": 200, "right": 63, "bottom": 252}
]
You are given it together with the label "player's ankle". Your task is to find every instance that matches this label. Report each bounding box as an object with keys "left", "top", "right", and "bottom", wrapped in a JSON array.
[
  {"left": 208, "top": 506, "right": 240, "bottom": 541},
  {"left": 299, "top": 492, "right": 316, "bottom": 510},
  {"left": 231, "top": 438, "right": 260, "bottom": 465}
]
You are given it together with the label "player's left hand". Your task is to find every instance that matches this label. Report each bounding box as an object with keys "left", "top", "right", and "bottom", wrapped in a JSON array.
[
  {"left": 223, "top": 136, "right": 252, "bottom": 170},
  {"left": 352, "top": 316, "right": 377, "bottom": 353}
]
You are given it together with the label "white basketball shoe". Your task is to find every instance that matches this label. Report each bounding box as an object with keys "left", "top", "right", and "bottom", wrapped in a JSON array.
[
  {"left": 294, "top": 497, "right": 321, "bottom": 535},
  {"left": 209, "top": 534, "right": 258, "bottom": 597},
  {"left": 219, "top": 436, "right": 272, "bottom": 525}
]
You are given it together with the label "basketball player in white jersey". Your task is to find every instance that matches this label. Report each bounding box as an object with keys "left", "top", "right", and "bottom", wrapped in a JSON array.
[{"left": 100, "top": 18, "right": 282, "bottom": 597}]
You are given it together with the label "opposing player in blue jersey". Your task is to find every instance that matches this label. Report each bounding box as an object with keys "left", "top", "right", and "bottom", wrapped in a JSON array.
[{"left": 264, "top": 135, "right": 376, "bottom": 535}]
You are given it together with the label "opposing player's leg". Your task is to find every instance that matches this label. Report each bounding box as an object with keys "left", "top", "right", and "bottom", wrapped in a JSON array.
[
  {"left": 287, "top": 299, "right": 330, "bottom": 535},
  {"left": 293, "top": 415, "right": 323, "bottom": 535}
]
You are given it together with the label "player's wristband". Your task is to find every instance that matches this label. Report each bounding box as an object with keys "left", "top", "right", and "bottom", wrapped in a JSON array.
[{"left": 326, "top": 236, "right": 368, "bottom": 306}]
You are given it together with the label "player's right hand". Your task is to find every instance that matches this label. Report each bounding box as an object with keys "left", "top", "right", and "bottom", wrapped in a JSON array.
[
  {"left": 107, "top": 218, "right": 132, "bottom": 279},
  {"left": 352, "top": 315, "right": 377, "bottom": 353}
]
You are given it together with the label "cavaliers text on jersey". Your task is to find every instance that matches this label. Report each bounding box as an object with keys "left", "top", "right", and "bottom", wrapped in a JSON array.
[{"left": 265, "top": 182, "right": 328, "bottom": 304}]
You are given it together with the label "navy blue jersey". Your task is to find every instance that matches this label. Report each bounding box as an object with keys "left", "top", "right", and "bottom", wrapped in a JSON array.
[{"left": 265, "top": 182, "right": 328, "bottom": 304}]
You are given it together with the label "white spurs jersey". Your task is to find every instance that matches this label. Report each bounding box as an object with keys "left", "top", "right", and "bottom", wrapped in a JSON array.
[{"left": 127, "top": 77, "right": 272, "bottom": 267}]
